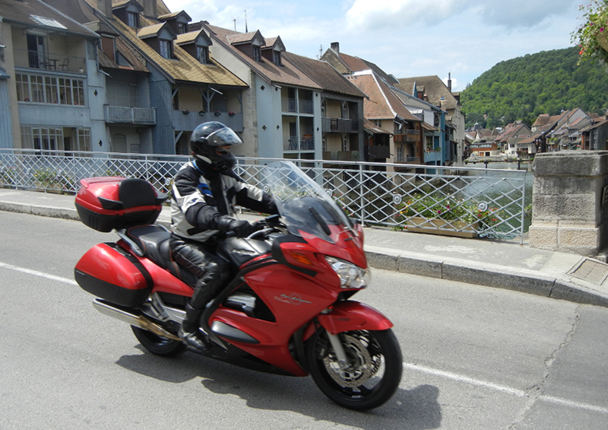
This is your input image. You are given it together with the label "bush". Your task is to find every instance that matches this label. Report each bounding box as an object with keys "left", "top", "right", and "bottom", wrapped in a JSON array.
[{"left": 395, "top": 193, "right": 504, "bottom": 230}]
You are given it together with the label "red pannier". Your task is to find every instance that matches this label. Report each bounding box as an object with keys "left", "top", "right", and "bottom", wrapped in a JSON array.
[
  {"left": 75, "top": 177, "right": 167, "bottom": 232},
  {"left": 74, "top": 243, "right": 152, "bottom": 306}
]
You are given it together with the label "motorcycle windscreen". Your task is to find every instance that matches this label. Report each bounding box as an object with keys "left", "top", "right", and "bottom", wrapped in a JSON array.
[{"left": 261, "top": 161, "right": 356, "bottom": 244}]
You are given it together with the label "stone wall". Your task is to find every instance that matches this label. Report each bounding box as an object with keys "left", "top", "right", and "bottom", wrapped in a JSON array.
[{"left": 529, "top": 150, "right": 608, "bottom": 257}]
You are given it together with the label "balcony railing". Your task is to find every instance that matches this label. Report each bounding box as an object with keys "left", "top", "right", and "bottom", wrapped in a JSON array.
[
  {"left": 283, "top": 98, "right": 314, "bottom": 114},
  {"left": 322, "top": 117, "right": 359, "bottom": 133},
  {"left": 105, "top": 105, "right": 156, "bottom": 124},
  {"left": 394, "top": 131, "right": 421, "bottom": 144},
  {"left": 14, "top": 49, "right": 86, "bottom": 74},
  {"left": 284, "top": 136, "right": 315, "bottom": 151},
  {"left": 299, "top": 99, "right": 314, "bottom": 114}
]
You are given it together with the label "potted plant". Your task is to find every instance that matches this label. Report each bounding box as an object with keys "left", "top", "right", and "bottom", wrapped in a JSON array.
[
  {"left": 572, "top": 0, "right": 608, "bottom": 65},
  {"left": 214, "top": 111, "right": 221, "bottom": 116},
  {"left": 182, "top": 109, "right": 190, "bottom": 115},
  {"left": 228, "top": 111, "right": 236, "bottom": 117}
]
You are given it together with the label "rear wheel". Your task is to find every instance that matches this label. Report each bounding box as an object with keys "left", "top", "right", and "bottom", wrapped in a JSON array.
[
  {"left": 307, "top": 329, "right": 402, "bottom": 410},
  {"left": 131, "top": 326, "right": 186, "bottom": 357}
]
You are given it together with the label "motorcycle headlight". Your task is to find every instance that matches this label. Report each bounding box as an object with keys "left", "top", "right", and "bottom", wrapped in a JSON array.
[{"left": 325, "top": 256, "right": 370, "bottom": 289}]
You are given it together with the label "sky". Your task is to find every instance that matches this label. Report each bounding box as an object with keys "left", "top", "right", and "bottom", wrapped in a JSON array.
[{"left": 162, "top": 0, "right": 584, "bottom": 92}]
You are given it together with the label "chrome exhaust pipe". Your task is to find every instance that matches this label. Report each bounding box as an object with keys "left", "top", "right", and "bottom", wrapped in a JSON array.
[{"left": 92, "top": 298, "right": 181, "bottom": 342}]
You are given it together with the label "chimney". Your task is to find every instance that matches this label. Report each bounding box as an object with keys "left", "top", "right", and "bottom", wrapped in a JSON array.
[
  {"left": 447, "top": 72, "right": 452, "bottom": 92},
  {"left": 330, "top": 42, "right": 339, "bottom": 53},
  {"left": 141, "top": 0, "right": 157, "bottom": 18},
  {"left": 96, "top": 0, "right": 113, "bottom": 17}
]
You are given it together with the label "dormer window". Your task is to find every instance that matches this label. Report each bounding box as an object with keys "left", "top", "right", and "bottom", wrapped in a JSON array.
[
  {"left": 197, "top": 46, "right": 209, "bottom": 64},
  {"left": 176, "top": 29, "right": 212, "bottom": 64},
  {"left": 261, "top": 36, "right": 285, "bottom": 67},
  {"left": 252, "top": 45, "right": 261, "bottom": 62},
  {"left": 159, "top": 39, "right": 172, "bottom": 59},
  {"left": 138, "top": 22, "right": 176, "bottom": 60},
  {"left": 127, "top": 12, "right": 138, "bottom": 28}
]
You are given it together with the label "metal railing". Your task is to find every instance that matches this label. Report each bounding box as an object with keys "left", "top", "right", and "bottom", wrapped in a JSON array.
[
  {"left": 104, "top": 105, "right": 156, "bottom": 124},
  {"left": 14, "top": 49, "right": 87, "bottom": 74},
  {"left": 0, "top": 149, "right": 529, "bottom": 241}
]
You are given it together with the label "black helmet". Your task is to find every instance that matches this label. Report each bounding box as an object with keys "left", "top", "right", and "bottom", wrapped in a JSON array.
[{"left": 190, "top": 121, "right": 243, "bottom": 171}]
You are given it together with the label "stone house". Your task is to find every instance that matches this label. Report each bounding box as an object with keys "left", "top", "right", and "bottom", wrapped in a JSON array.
[
  {"left": 395, "top": 75, "right": 466, "bottom": 164},
  {"left": 195, "top": 23, "right": 366, "bottom": 161},
  {"left": 3, "top": 0, "right": 249, "bottom": 154},
  {"left": 0, "top": 0, "right": 102, "bottom": 150}
]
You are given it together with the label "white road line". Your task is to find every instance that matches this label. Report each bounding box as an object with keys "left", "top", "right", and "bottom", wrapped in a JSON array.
[
  {"left": 402, "top": 362, "right": 527, "bottom": 397},
  {"left": 0, "top": 261, "right": 77, "bottom": 285},
  {"left": 403, "top": 362, "right": 608, "bottom": 415},
  {"left": 540, "top": 395, "right": 608, "bottom": 415}
]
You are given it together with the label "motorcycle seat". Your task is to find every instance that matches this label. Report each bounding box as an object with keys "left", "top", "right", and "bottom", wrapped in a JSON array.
[{"left": 124, "top": 225, "right": 197, "bottom": 287}]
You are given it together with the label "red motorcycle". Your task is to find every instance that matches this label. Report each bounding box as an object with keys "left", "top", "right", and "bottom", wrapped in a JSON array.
[{"left": 74, "top": 161, "right": 402, "bottom": 410}]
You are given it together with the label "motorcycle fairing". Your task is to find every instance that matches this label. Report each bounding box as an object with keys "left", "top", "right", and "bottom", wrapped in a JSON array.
[{"left": 314, "top": 301, "right": 394, "bottom": 336}]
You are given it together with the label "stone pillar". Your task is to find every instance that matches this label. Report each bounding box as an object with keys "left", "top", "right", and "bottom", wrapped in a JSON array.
[{"left": 529, "top": 150, "right": 608, "bottom": 257}]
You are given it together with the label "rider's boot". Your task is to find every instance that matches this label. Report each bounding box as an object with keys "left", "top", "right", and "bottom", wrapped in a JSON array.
[{"left": 178, "top": 303, "right": 210, "bottom": 354}]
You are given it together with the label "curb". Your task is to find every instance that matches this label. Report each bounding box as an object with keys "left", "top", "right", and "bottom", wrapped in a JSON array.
[
  {"left": 0, "top": 202, "right": 80, "bottom": 221},
  {"left": 364, "top": 245, "right": 608, "bottom": 308}
]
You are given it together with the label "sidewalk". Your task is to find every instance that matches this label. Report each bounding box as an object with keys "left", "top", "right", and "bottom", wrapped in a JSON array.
[{"left": 2, "top": 188, "right": 608, "bottom": 308}]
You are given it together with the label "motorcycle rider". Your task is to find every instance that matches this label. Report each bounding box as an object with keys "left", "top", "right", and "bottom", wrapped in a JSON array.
[{"left": 170, "top": 121, "right": 278, "bottom": 353}]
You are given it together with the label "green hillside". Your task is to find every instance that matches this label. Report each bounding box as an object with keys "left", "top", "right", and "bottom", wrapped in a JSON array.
[{"left": 460, "top": 47, "right": 608, "bottom": 129}]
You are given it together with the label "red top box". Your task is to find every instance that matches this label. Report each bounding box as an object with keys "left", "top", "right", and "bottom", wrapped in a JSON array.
[{"left": 75, "top": 177, "right": 167, "bottom": 232}]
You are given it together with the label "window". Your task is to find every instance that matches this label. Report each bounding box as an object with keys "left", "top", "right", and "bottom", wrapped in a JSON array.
[
  {"left": 21, "top": 126, "right": 91, "bottom": 154},
  {"left": 160, "top": 40, "right": 172, "bottom": 59},
  {"left": 127, "top": 12, "right": 138, "bottom": 28},
  {"left": 273, "top": 50, "right": 282, "bottom": 66},
  {"left": 16, "top": 73, "right": 85, "bottom": 106},
  {"left": 196, "top": 46, "right": 209, "bottom": 64},
  {"left": 76, "top": 129, "right": 91, "bottom": 152},
  {"left": 21, "top": 126, "right": 62, "bottom": 154},
  {"left": 252, "top": 45, "right": 261, "bottom": 62}
]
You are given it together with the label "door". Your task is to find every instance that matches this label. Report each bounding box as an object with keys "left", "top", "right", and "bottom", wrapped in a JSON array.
[{"left": 27, "top": 34, "right": 46, "bottom": 68}]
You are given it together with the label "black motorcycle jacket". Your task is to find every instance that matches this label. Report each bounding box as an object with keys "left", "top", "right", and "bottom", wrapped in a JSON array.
[{"left": 170, "top": 160, "right": 277, "bottom": 242}]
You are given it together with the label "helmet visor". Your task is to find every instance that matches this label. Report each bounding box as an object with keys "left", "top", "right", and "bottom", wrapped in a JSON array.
[{"left": 206, "top": 127, "right": 243, "bottom": 147}]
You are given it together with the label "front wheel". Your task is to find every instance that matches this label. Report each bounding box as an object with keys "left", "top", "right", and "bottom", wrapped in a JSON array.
[
  {"left": 306, "top": 329, "right": 403, "bottom": 410},
  {"left": 131, "top": 326, "right": 186, "bottom": 357}
]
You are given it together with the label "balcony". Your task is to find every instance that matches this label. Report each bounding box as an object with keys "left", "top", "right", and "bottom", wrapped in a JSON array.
[
  {"left": 394, "top": 130, "right": 421, "bottom": 144},
  {"left": 105, "top": 105, "right": 156, "bottom": 125},
  {"left": 322, "top": 117, "right": 359, "bottom": 133},
  {"left": 282, "top": 98, "right": 314, "bottom": 114},
  {"left": 171, "top": 111, "right": 244, "bottom": 132},
  {"left": 14, "top": 49, "right": 86, "bottom": 74},
  {"left": 284, "top": 135, "right": 315, "bottom": 151}
]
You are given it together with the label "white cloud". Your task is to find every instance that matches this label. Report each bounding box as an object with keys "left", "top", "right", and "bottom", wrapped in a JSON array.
[{"left": 345, "top": 0, "right": 577, "bottom": 31}]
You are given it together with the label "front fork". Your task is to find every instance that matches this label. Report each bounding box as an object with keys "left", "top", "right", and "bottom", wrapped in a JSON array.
[{"left": 326, "top": 331, "right": 349, "bottom": 370}]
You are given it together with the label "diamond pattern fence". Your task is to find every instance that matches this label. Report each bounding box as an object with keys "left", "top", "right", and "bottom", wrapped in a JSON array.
[{"left": 0, "top": 149, "right": 529, "bottom": 241}]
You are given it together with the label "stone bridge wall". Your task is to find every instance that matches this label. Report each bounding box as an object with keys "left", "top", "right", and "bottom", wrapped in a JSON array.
[{"left": 530, "top": 151, "right": 608, "bottom": 257}]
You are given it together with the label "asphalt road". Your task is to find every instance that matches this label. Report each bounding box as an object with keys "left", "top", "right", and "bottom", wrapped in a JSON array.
[{"left": 1, "top": 211, "right": 607, "bottom": 429}]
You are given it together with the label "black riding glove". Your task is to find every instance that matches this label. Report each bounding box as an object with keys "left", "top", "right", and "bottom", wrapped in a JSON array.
[
  {"left": 230, "top": 220, "right": 258, "bottom": 237},
  {"left": 216, "top": 216, "right": 258, "bottom": 237}
]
